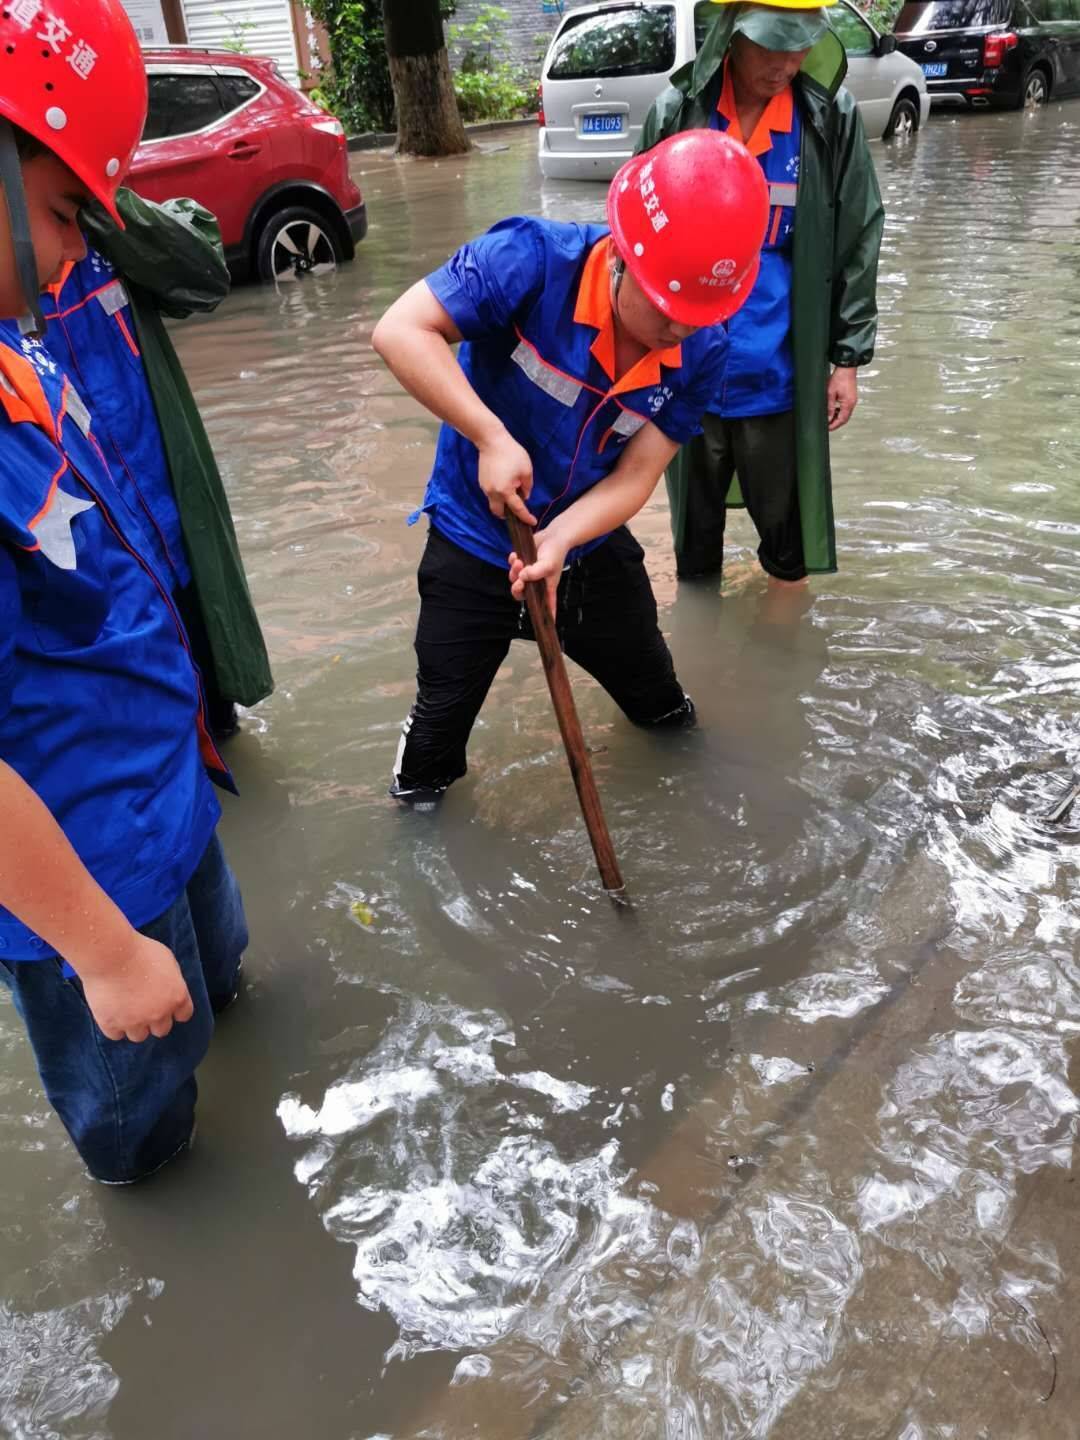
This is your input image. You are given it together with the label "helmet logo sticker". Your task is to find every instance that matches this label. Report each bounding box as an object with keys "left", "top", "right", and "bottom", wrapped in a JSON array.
[
  {"left": 711, "top": 259, "right": 737, "bottom": 279},
  {"left": 637, "top": 160, "right": 670, "bottom": 235},
  {"left": 8, "top": 5, "right": 99, "bottom": 80},
  {"left": 8, "top": 0, "right": 43, "bottom": 27},
  {"left": 37, "top": 13, "right": 71, "bottom": 52}
]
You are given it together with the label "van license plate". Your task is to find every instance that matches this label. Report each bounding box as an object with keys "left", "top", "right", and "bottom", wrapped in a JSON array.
[
  {"left": 581, "top": 113, "right": 624, "bottom": 134},
  {"left": 922, "top": 62, "right": 947, "bottom": 77}
]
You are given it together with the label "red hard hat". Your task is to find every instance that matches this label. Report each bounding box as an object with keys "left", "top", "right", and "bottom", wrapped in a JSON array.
[
  {"left": 607, "top": 131, "right": 769, "bottom": 328},
  {"left": 0, "top": 0, "right": 148, "bottom": 224}
]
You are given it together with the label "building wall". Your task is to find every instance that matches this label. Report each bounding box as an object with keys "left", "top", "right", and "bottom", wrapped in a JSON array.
[
  {"left": 180, "top": 0, "right": 301, "bottom": 82},
  {"left": 449, "top": 0, "right": 565, "bottom": 73}
]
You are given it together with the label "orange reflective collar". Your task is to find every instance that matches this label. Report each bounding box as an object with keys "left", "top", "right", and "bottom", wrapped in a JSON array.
[
  {"left": 573, "top": 237, "right": 682, "bottom": 396},
  {"left": 47, "top": 261, "right": 76, "bottom": 299},
  {"left": 717, "top": 60, "right": 794, "bottom": 157},
  {"left": 0, "top": 344, "right": 57, "bottom": 439}
]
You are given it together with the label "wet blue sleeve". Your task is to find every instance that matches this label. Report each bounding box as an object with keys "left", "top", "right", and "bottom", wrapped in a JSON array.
[
  {"left": 652, "top": 328, "right": 728, "bottom": 444},
  {"left": 425, "top": 218, "right": 547, "bottom": 339},
  {"left": 0, "top": 546, "right": 17, "bottom": 724}
]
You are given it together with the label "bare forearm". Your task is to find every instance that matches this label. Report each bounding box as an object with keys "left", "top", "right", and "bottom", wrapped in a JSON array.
[
  {"left": 544, "top": 428, "right": 679, "bottom": 551},
  {"left": 372, "top": 284, "right": 507, "bottom": 450},
  {"left": 0, "top": 761, "right": 132, "bottom": 977}
]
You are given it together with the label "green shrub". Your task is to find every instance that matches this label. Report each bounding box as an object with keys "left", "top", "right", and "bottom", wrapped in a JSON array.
[
  {"left": 453, "top": 67, "right": 529, "bottom": 121},
  {"left": 447, "top": 3, "right": 536, "bottom": 122},
  {"left": 858, "top": 0, "right": 905, "bottom": 30}
]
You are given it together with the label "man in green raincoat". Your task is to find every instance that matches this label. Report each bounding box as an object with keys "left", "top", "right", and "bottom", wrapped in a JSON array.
[
  {"left": 42, "top": 190, "right": 274, "bottom": 735},
  {"left": 639, "top": 0, "right": 885, "bottom": 582}
]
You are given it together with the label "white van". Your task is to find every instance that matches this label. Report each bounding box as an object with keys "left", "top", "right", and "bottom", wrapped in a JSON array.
[{"left": 537, "top": 0, "right": 930, "bottom": 181}]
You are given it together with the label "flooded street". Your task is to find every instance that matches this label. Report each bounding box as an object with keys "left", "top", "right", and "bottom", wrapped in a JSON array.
[{"left": 4, "top": 106, "right": 1080, "bottom": 1437}]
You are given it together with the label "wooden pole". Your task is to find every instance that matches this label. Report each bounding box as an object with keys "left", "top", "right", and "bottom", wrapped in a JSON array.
[{"left": 506, "top": 515, "right": 625, "bottom": 895}]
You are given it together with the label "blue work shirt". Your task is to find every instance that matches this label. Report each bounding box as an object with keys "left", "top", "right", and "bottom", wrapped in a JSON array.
[
  {"left": 39, "top": 250, "right": 192, "bottom": 591},
  {"left": 416, "top": 217, "right": 729, "bottom": 569},
  {"left": 710, "top": 65, "right": 801, "bottom": 418},
  {"left": 0, "top": 324, "right": 227, "bottom": 963}
]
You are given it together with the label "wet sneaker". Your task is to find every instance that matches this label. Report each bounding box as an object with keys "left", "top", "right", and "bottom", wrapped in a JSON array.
[
  {"left": 388, "top": 779, "right": 445, "bottom": 808},
  {"left": 644, "top": 695, "right": 698, "bottom": 730}
]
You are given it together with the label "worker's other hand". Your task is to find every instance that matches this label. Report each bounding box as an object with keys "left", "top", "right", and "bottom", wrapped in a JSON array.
[
  {"left": 508, "top": 529, "right": 568, "bottom": 618},
  {"left": 826, "top": 365, "right": 858, "bottom": 432},
  {"left": 79, "top": 933, "right": 194, "bottom": 1043},
  {"left": 477, "top": 430, "right": 536, "bottom": 524}
]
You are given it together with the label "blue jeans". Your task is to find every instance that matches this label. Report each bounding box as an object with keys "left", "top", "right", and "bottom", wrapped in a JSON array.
[{"left": 0, "top": 833, "right": 247, "bottom": 1184}]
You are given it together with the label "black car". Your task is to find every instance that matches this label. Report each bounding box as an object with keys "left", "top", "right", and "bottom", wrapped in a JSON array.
[{"left": 893, "top": 0, "right": 1080, "bottom": 108}]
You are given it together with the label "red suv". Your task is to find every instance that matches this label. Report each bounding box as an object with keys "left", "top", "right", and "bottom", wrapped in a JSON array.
[{"left": 127, "top": 48, "right": 367, "bottom": 284}]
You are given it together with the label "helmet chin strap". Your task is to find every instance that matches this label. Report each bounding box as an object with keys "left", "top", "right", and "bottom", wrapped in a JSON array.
[
  {"left": 0, "top": 119, "right": 45, "bottom": 339},
  {"left": 610, "top": 253, "right": 627, "bottom": 332}
]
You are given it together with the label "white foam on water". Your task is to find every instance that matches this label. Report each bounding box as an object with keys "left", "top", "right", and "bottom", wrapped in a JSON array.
[
  {"left": 278, "top": 996, "right": 632, "bottom": 1361},
  {"left": 450, "top": 1353, "right": 493, "bottom": 1385},
  {"left": 277, "top": 1065, "right": 441, "bottom": 1138},
  {"left": 749, "top": 1055, "right": 809, "bottom": 1087},
  {"left": 0, "top": 1284, "right": 143, "bottom": 1438},
  {"left": 745, "top": 968, "right": 889, "bottom": 1024}
]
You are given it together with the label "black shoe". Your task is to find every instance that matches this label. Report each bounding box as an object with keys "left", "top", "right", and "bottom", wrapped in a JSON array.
[
  {"left": 389, "top": 779, "right": 445, "bottom": 807},
  {"left": 642, "top": 696, "right": 697, "bottom": 730}
]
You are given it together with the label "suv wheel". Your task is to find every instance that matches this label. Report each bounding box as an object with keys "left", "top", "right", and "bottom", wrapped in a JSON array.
[
  {"left": 883, "top": 96, "right": 919, "bottom": 140},
  {"left": 1021, "top": 68, "right": 1049, "bottom": 108},
  {"left": 256, "top": 206, "right": 343, "bottom": 284}
]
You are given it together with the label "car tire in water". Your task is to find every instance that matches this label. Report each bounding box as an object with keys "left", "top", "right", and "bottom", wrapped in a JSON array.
[
  {"left": 256, "top": 206, "right": 343, "bottom": 285},
  {"left": 883, "top": 96, "right": 919, "bottom": 140},
  {"left": 1019, "top": 67, "right": 1049, "bottom": 109}
]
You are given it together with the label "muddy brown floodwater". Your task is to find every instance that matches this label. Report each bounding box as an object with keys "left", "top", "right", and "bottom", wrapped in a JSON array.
[{"left": 3, "top": 111, "right": 1080, "bottom": 1439}]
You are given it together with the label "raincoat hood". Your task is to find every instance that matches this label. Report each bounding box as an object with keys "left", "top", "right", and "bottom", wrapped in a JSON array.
[
  {"left": 688, "top": 2, "right": 847, "bottom": 101},
  {"left": 732, "top": 5, "right": 831, "bottom": 51}
]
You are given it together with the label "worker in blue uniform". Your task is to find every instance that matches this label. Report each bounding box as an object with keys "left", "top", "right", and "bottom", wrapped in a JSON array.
[
  {"left": 373, "top": 130, "right": 770, "bottom": 804},
  {"left": 0, "top": 0, "right": 248, "bottom": 1185}
]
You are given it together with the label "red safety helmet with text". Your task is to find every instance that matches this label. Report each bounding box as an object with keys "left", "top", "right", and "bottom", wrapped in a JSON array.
[
  {"left": 607, "top": 131, "right": 769, "bottom": 328},
  {"left": 0, "top": 0, "right": 148, "bottom": 224}
]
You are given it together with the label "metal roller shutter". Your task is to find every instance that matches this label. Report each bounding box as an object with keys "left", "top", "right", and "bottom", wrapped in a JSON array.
[{"left": 181, "top": 0, "right": 300, "bottom": 85}]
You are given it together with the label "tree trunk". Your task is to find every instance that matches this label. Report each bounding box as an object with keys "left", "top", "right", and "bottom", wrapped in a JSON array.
[{"left": 382, "top": 0, "right": 469, "bottom": 157}]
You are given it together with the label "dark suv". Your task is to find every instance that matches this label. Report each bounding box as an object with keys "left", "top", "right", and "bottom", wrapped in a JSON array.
[{"left": 894, "top": 0, "right": 1080, "bottom": 108}]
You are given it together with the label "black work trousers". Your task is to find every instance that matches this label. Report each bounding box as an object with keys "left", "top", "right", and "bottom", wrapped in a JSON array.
[
  {"left": 392, "top": 525, "right": 692, "bottom": 800},
  {"left": 671, "top": 410, "right": 806, "bottom": 582}
]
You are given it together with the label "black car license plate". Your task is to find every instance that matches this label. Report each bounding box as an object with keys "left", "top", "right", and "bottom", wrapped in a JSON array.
[{"left": 922, "top": 62, "right": 948, "bottom": 77}]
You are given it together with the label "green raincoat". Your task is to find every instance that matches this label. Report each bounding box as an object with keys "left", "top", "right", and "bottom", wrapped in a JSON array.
[
  {"left": 82, "top": 189, "right": 274, "bottom": 707},
  {"left": 639, "top": 8, "right": 885, "bottom": 574}
]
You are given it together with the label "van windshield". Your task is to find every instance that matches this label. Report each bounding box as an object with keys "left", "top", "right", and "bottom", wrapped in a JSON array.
[
  {"left": 894, "top": 0, "right": 1012, "bottom": 31},
  {"left": 546, "top": 5, "right": 677, "bottom": 80}
]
